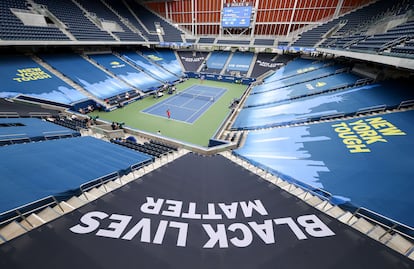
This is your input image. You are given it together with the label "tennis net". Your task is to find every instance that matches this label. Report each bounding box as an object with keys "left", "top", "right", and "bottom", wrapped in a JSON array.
[{"left": 177, "top": 91, "right": 215, "bottom": 102}]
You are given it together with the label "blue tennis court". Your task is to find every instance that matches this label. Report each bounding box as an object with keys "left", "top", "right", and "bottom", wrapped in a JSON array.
[{"left": 143, "top": 85, "right": 227, "bottom": 123}]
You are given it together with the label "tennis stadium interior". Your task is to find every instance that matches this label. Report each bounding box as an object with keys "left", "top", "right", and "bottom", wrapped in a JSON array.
[{"left": 1, "top": 0, "right": 414, "bottom": 268}]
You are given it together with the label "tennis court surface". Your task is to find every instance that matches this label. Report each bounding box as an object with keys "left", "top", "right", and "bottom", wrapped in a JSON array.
[{"left": 143, "top": 85, "right": 227, "bottom": 123}]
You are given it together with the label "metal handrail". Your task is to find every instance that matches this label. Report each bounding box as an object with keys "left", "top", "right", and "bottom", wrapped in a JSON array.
[
  {"left": 0, "top": 196, "right": 58, "bottom": 226},
  {"left": 398, "top": 99, "right": 414, "bottom": 109},
  {"left": 356, "top": 104, "right": 387, "bottom": 115},
  {"left": 79, "top": 172, "right": 120, "bottom": 198},
  {"left": 353, "top": 207, "right": 414, "bottom": 240},
  {"left": 231, "top": 152, "right": 414, "bottom": 241}
]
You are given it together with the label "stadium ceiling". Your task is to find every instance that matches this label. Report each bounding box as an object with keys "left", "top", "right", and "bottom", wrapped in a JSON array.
[{"left": 143, "top": 0, "right": 373, "bottom": 36}]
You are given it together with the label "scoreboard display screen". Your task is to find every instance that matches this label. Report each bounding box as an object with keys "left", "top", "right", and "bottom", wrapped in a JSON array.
[{"left": 221, "top": 6, "right": 253, "bottom": 28}]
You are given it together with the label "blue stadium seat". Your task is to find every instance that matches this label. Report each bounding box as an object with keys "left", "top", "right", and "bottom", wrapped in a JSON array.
[
  {"left": 0, "top": 54, "right": 87, "bottom": 105},
  {"left": 34, "top": 0, "right": 115, "bottom": 41},
  {"left": 206, "top": 51, "right": 231, "bottom": 73},
  {"left": 120, "top": 51, "right": 180, "bottom": 83},
  {"left": 225, "top": 52, "right": 254, "bottom": 75},
  {"left": 0, "top": 0, "right": 69, "bottom": 41},
  {"left": 88, "top": 53, "right": 162, "bottom": 92},
  {"left": 40, "top": 53, "right": 133, "bottom": 99},
  {"left": 140, "top": 48, "right": 184, "bottom": 77}
]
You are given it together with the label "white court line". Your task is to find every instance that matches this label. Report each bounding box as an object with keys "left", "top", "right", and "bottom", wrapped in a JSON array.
[
  {"left": 185, "top": 98, "right": 212, "bottom": 122},
  {"left": 143, "top": 86, "right": 227, "bottom": 123}
]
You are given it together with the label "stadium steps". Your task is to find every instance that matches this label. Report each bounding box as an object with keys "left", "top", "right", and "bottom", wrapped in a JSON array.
[
  {"left": 82, "top": 54, "right": 141, "bottom": 93},
  {"left": 79, "top": 191, "right": 99, "bottom": 202},
  {"left": 86, "top": 187, "right": 106, "bottom": 199},
  {"left": 53, "top": 201, "right": 76, "bottom": 214},
  {"left": 121, "top": 0, "right": 156, "bottom": 37},
  {"left": 281, "top": 184, "right": 305, "bottom": 196},
  {"left": 315, "top": 200, "right": 334, "bottom": 212},
  {"left": 351, "top": 217, "right": 375, "bottom": 234},
  {"left": 31, "top": 54, "right": 106, "bottom": 108},
  {"left": 20, "top": 213, "right": 46, "bottom": 230},
  {"left": 0, "top": 221, "right": 28, "bottom": 241},
  {"left": 409, "top": 250, "right": 414, "bottom": 260},
  {"left": 37, "top": 207, "right": 61, "bottom": 223},
  {"left": 303, "top": 195, "right": 324, "bottom": 207},
  {"left": 221, "top": 151, "right": 414, "bottom": 260},
  {"left": 246, "top": 53, "right": 258, "bottom": 78},
  {"left": 0, "top": 147, "right": 186, "bottom": 244},
  {"left": 71, "top": 0, "right": 120, "bottom": 41},
  {"left": 324, "top": 205, "right": 347, "bottom": 219},
  {"left": 100, "top": 0, "right": 147, "bottom": 41},
  {"left": 338, "top": 212, "right": 358, "bottom": 225},
  {"left": 104, "top": 180, "right": 122, "bottom": 191},
  {"left": 174, "top": 50, "right": 187, "bottom": 73},
  {"left": 27, "top": 0, "right": 77, "bottom": 41},
  {"left": 385, "top": 234, "right": 414, "bottom": 255},
  {"left": 221, "top": 51, "right": 234, "bottom": 75},
  {"left": 367, "top": 225, "right": 393, "bottom": 243},
  {"left": 66, "top": 196, "right": 88, "bottom": 208}
]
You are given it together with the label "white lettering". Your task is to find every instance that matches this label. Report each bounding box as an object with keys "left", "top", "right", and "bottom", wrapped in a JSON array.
[
  {"left": 218, "top": 202, "right": 238, "bottom": 219},
  {"left": 96, "top": 214, "right": 131, "bottom": 239},
  {"left": 162, "top": 199, "right": 183, "bottom": 217},
  {"left": 153, "top": 220, "right": 168, "bottom": 245},
  {"left": 182, "top": 202, "right": 202, "bottom": 219},
  {"left": 169, "top": 221, "right": 188, "bottom": 247},
  {"left": 297, "top": 214, "right": 335, "bottom": 237},
  {"left": 228, "top": 223, "right": 253, "bottom": 247},
  {"left": 140, "top": 196, "right": 164, "bottom": 215},
  {"left": 274, "top": 217, "right": 307, "bottom": 240},
  {"left": 70, "top": 211, "right": 108, "bottom": 234},
  {"left": 202, "top": 224, "right": 228, "bottom": 248},
  {"left": 240, "top": 200, "right": 268, "bottom": 218},
  {"left": 122, "top": 218, "right": 151, "bottom": 242},
  {"left": 248, "top": 220, "right": 275, "bottom": 244},
  {"left": 203, "top": 203, "right": 222, "bottom": 219}
]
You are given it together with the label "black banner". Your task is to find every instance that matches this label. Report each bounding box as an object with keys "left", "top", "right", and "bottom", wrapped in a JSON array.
[{"left": 0, "top": 153, "right": 412, "bottom": 269}]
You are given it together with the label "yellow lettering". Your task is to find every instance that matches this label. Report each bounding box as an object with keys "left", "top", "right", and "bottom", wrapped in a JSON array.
[
  {"left": 348, "top": 119, "right": 365, "bottom": 126},
  {"left": 347, "top": 144, "right": 371, "bottom": 153},
  {"left": 358, "top": 130, "right": 379, "bottom": 138},
  {"left": 13, "top": 68, "right": 51, "bottom": 82},
  {"left": 380, "top": 127, "right": 406, "bottom": 136},
  {"left": 352, "top": 124, "right": 371, "bottom": 132},
  {"left": 343, "top": 138, "right": 363, "bottom": 145},
  {"left": 365, "top": 117, "right": 391, "bottom": 129},
  {"left": 364, "top": 136, "right": 387, "bottom": 145}
]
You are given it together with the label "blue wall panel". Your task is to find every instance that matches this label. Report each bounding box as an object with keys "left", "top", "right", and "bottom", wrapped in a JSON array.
[
  {"left": 246, "top": 72, "right": 360, "bottom": 107},
  {"left": 264, "top": 58, "right": 326, "bottom": 83},
  {"left": 0, "top": 55, "right": 87, "bottom": 104},
  {"left": 252, "top": 65, "right": 341, "bottom": 94},
  {"left": 0, "top": 136, "right": 152, "bottom": 214},
  {"left": 226, "top": 52, "right": 254, "bottom": 72},
  {"left": 206, "top": 51, "right": 231, "bottom": 70},
  {"left": 89, "top": 53, "right": 162, "bottom": 92},
  {"left": 233, "top": 82, "right": 414, "bottom": 130},
  {"left": 235, "top": 110, "right": 414, "bottom": 227},
  {"left": 121, "top": 51, "right": 179, "bottom": 83},
  {"left": 0, "top": 118, "right": 77, "bottom": 140},
  {"left": 140, "top": 48, "right": 183, "bottom": 77},
  {"left": 40, "top": 53, "right": 133, "bottom": 99}
]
